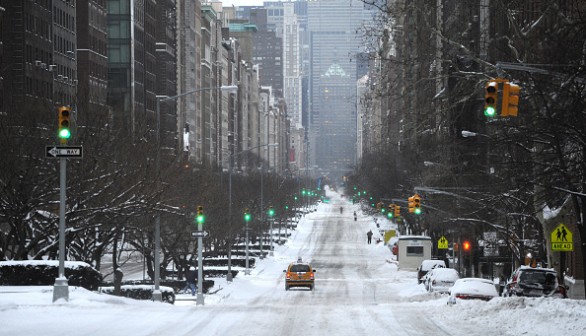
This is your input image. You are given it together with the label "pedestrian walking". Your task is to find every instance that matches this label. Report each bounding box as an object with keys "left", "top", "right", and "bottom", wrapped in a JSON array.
[
  {"left": 182, "top": 266, "right": 197, "bottom": 295},
  {"left": 367, "top": 230, "right": 373, "bottom": 244}
]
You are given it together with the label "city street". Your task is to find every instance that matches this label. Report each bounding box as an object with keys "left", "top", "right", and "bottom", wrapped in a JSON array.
[{"left": 1, "top": 190, "right": 584, "bottom": 336}]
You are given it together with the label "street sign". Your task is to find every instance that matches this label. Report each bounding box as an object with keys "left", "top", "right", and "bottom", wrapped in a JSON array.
[
  {"left": 437, "top": 236, "right": 448, "bottom": 249},
  {"left": 46, "top": 146, "right": 83, "bottom": 158},
  {"left": 551, "top": 223, "right": 573, "bottom": 251},
  {"left": 191, "top": 231, "right": 209, "bottom": 238}
]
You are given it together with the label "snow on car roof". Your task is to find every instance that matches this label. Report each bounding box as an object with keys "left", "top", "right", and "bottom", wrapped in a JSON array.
[
  {"left": 451, "top": 278, "right": 498, "bottom": 297},
  {"left": 420, "top": 259, "right": 446, "bottom": 270},
  {"left": 428, "top": 268, "right": 459, "bottom": 280}
]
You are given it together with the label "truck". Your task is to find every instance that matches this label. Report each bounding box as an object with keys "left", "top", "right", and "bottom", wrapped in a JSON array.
[{"left": 396, "top": 235, "right": 432, "bottom": 271}]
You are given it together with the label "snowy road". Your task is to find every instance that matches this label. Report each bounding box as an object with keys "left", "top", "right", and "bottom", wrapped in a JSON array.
[
  {"left": 3, "top": 191, "right": 585, "bottom": 336},
  {"left": 163, "top": 198, "right": 479, "bottom": 336}
]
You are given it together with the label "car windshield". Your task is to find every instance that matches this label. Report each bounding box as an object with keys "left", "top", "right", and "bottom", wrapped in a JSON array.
[
  {"left": 519, "top": 270, "right": 557, "bottom": 287},
  {"left": 290, "top": 264, "right": 310, "bottom": 272}
]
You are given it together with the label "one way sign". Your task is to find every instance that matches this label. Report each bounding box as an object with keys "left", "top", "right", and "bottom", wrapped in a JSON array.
[{"left": 46, "top": 146, "right": 83, "bottom": 158}]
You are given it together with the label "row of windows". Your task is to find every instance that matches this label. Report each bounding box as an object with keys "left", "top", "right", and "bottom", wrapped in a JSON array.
[
  {"left": 53, "top": 5, "right": 75, "bottom": 32},
  {"left": 54, "top": 34, "right": 76, "bottom": 55},
  {"left": 88, "top": 35, "right": 108, "bottom": 55},
  {"left": 268, "top": 9, "right": 284, "bottom": 17},
  {"left": 24, "top": 13, "right": 51, "bottom": 39},
  {"left": 87, "top": 60, "right": 108, "bottom": 79},
  {"left": 33, "top": 0, "right": 51, "bottom": 11},
  {"left": 25, "top": 44, "right": 52, "bottom": 65},
  {"left": 89, "top": 3, "right": 108, "bottom": 30},
  {"left": 24, "top": 76, "right": 52, "bottom": 99}
]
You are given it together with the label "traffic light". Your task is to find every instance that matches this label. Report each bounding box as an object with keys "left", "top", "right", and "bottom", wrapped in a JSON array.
[
  {"left": 387, "top": 204, "right": 394, "bottom": 218},
  {"left": 196, "top": 205, "right": 205, "bottom": 224},
  {"left": 408, "top": 196, "right": 415, "bottom": 213},
  {"left": 484, "top": 81, "right": 498, "bottom": 117},
  {"left": 501, "top": 82, "right": 520, "bottom": 117},
  {"left": 267, "top": 205, "right": 275, "bottom": 217},
  {"left": 394, "top": 205, "right": 401, "bottom": 218},
  {"left": 58, "top": 106, "right": 71, "bottom": 142},
  {"left": 462, "top": 240, "right": 472, "bottom": 252},
  {"left": 244, "top": 208, "right": 251, "bottom": 222},
  {"left": 413, "top": 194, "right": 421, "bottom": 215}
]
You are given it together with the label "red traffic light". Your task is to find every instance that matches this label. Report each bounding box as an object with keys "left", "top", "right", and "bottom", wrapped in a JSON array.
[{"left": 462, "top": 241, "right": 472, "bottom": 251}]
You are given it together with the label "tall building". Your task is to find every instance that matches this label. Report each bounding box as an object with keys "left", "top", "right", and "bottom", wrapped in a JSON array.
[
  {"left": 76, "top": 0, "right": 108, "bottom": 121},
  {"left": 1, "top": 0, "right": 77, "bottom": 119},
  {"left": 176, "top": 0, "right": 201, "bottom": 164},
  {"left": 155, "top": 0, "right": 178, "bottom": 160},
  {"left": 107, "top": 0, "right": 157, "bottom": 139},
  {"left": 282, "top": 2, "right": 301, "bottom": 129},
  {"left": 250, "top": 8, "right": 283, "bottom": 97},
  {"left": 307, "top": 0, "right": 369, "bottom": 179}
]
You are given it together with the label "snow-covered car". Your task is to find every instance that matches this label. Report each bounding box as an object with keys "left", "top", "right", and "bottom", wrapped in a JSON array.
[
  {"left": 503, "top": 266, "right": 564, "bottom": 298},
  {"left": 447, "top": 278, "right": 498, "bottom": 305},
  {"left": 417, "top": 259, "right": 446, "bottom": 284},
  {"left": 424, "top": 267, "right": 459, "bottom": 293}
]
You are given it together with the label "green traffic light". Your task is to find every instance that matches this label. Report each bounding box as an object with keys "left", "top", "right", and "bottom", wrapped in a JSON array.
[
  {"left": 196, "top": 214, "right": 205, "bottom": 224},
  {"left": 414, "top": 208, "right": 422, "bottom": 215},
  {"left": 387, "top": 212, "right": 393, "bottom": 218},
  {"left": 244, "top": 213, "right": 251, "bottom": 222},
  {"left": 484, "top": 106, "right": 496, "bottom": 117},
  {"left": 268, "top": 208, "right": 275, "bottom": 217},
  {"left": 59, "top": 128, "right": 71, "bottom": 139}
]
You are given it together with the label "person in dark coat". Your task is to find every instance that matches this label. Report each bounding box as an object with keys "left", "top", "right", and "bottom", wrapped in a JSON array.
[
  {"left": 183, "top": 266, "right": 197, "bottom": 296},
  {"left": 367, "top": 230, "right": 373, "bottom": 244}
]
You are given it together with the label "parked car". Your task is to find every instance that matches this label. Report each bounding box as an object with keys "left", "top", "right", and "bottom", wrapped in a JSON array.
[
  {"left": 283, "top": 258, "right": 316, "bottom": 291},
  {"left": 424, "top": 268, "right": 460, "bottom": 293},
  {"left": 417, "top": 259, "right": 446, "bottom": 284},
  {"left": 503, "top": 265, "right": 565, "bottom": 298},
  {"left": 447, "top": 278, "right": 498, "bottom": 305}
]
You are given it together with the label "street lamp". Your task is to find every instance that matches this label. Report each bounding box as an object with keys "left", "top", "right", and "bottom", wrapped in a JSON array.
[
  {"left": 227, "top": 142, "right": 278, "bottom": 279},
  {"left": 152, "top": 85, "right": 238, "bottom": 302}
]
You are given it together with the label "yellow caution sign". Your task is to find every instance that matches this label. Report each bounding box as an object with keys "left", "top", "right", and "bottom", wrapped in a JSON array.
[
  {"left": 551, "top": 223, "right": 573, "bottom": 252},
  {"left": 384, "top": 230, "right": 396, "bottom": 243},
  {"left": 438, "top": 236, "right": 449, "bottom": 250}
]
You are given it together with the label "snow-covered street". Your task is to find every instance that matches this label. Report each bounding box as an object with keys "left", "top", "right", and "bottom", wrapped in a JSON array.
[{"left": 1, "top": 190, "right": 585, "bottom": 336}]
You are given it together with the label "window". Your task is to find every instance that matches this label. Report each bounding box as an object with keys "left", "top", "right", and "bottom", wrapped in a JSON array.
[
  {"left": 406, "top": 246, "right": 424, "bottom": 256},
  {"left": 290, "top": 265, "right": 310, "bottom": 273}
]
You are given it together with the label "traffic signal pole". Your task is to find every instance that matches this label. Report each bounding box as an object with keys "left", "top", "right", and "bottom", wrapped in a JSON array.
[
  {"left": 197, "top": 217, "right": 204, "bottom": 305},
  {"left": 52, "top": 156, "right": 69, "bottom": 302}
]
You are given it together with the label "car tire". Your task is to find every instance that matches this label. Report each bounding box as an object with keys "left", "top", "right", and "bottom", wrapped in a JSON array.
[
  {"left": 285, "top": 284, "right": 290, "bottom": 291},
  {"left": 310, "top": 285, "right": 314, "bottom": 291}
]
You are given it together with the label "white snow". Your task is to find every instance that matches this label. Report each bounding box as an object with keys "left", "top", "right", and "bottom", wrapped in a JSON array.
[{"left": 1, "top": 189, "right": 585, "bottom": 336}]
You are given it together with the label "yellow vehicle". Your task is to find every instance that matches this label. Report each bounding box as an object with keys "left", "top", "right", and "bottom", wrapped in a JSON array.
[{"left": 283, "top": 258, "right": 316, "bottom": 291}]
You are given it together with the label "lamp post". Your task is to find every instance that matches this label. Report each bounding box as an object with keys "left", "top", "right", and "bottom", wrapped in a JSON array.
[
  {"left": 152, "top": 85, "right": 237, "bottom": 301},
  {"left": 227, "top": 143, "right": 278, "bottom": 278}
]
